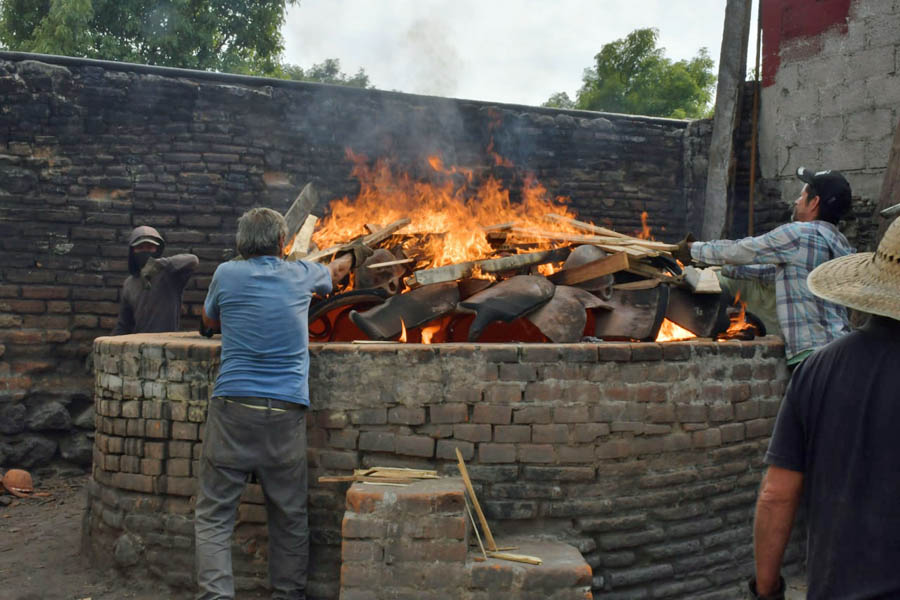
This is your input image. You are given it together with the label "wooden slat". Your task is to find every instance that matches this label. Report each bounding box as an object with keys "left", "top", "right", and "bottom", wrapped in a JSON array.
[
  {"left": 456, "top": 448, "right": 497, "bottom": 552},
  {"left": 304, "top": 218, "right": 412, "bottom": 263},
  {"left": 364, "top": 258, "right": 414, "bottom": 269},
  {"left": 406, "top": 247, "right": 570, "bottom": 287},
  {"left": 486, "top": 551, "right": 542, "bottom": 565},
  {"left": 284, "top": 183, "right": 319, "bottom": 244},
  {"left": 287, "top": 214, "right": 318, "bottom": 259},
  {"left": 549, "top": 251, "right": 630, "bottom": 286},
  {"left": 545, "top": 213, "right": 631, "bottom": 239}
]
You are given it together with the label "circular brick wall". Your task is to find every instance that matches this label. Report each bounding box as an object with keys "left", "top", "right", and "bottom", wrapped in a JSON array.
[{"left": 85, "top": 332, "right": 799, "bottom": 599}]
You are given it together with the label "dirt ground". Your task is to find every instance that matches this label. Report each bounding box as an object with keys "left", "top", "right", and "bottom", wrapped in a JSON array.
[
  {"left": 0, "top": 469, "right": 808, "bottom": 600},
  {"left": 0, "top": 467, "right": 162, "bottom": 600}
]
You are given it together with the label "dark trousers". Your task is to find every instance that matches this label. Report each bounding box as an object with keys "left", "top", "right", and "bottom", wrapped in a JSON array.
[{"left": 195, "top": 397, "right": 309, "bottom": 600}]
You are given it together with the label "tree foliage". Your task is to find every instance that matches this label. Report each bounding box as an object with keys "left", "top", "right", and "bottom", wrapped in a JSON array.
[
  {"left": 0, "top": 0, "right": 299, "bottom": 75},
  {"left": 544, "top": 28, "right": 715, "bottom": 119},
  {"left": 280, "top": 58, "right": 371, "bottom": 88}
]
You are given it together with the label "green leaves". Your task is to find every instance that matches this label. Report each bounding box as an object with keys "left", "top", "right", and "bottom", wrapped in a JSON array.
[
  {"left": 543, "top": 28, "right": 716, "bottom": 120},
  {"left": 0, "top": 0, "right": 299, "bottom": 76},
  {"left": 280, "top": 58, "right": 372, "bottom": 89}
]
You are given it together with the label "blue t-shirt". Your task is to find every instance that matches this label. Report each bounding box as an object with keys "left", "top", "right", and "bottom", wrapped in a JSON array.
[{"left": 204, "top": 256, "right": 332, "bottom": 405}]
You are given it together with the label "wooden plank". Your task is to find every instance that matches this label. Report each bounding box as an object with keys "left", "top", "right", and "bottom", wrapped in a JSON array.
[
  {"left": 549, "top": 252, "right": 629, "bottom": 286},
  {"left": 355, "top": 467, "right": 438, "bottom": 478},
  {"left": 510, "top": 227, "right": 676, "bottom": 252},
  {"left": 545, "top": 213, "right": 631, "bottom": 239},
  {"left": 284, "top": 183, "right": 319, "bottom": 244},
  {"left": 287, "top": 214, "right": 318, "bottom": 258},
  {"left": 683, "top": 266, "right": 722, "bottom": 294},
  {"left": 364, "top": 258, "right": 414, "bottom": 269},
  {"left": 482, "top": 222, "right": 517, "bottom": 232},
  {"left": 406, "top": 247, "right": 570, "bottom": 286},
  {"left": 478, "top": 247, "right": 570, "bottom": 273},
  {"left": 304, "top": 218, "right": 412, "bottom": 263},
  {"left": 487, "top": 551, "right": 542, "bottom": 565},
  {"left": 456, "top": 448, "right": 497, "bottom": 552},
  {"left": 613, "top": 279, "right": 660, "bottom": 291},
  {"left": 318, "top": 476, "right": 418, "bottom": 484},
  {"left": 625, "top": 260, "right": 683, "bottom": 282}
]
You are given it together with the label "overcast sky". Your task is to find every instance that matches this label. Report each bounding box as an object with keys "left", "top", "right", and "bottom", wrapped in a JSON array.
[{"left": 282, "top": 0, "right": 760, "bottom": 107}]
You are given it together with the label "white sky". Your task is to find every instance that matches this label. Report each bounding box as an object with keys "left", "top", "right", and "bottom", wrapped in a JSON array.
[{"left": 282, "top": 0, "right": 761, "bottom": 107}]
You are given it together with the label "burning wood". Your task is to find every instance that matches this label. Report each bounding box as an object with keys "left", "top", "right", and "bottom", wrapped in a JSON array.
[{"left": 291, "top": 152, "right": 763, "bottom": 345}]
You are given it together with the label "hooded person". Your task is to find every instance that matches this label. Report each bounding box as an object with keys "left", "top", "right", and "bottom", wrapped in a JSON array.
[{"left": 112, "top": 226, "right": 199, "bottom": 335}]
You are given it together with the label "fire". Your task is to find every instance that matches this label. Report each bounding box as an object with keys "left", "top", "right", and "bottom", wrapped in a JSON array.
[
  {"left": 421, "top": 323, "right": 440, "bottom": 344},
  {"left": 637, "top": 211, "right": 654, "bottom": 240},
  {"left": 655, "top": 318, "right": 697, "bottom": 342},
  {"left": 398, "top": 319, "right": 407, "bottom": 343},
  {"left": 311, "top": 150, "right": 584, "bottom": 270},
  {"left": 718, "top": 292, "right": 756, "bottom": 340}
]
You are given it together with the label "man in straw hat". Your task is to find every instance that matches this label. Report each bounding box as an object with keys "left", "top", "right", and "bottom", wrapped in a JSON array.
[
  {"left": 748, "top": 217, "right": 900, "bottom": 599},
  {"left": 675, "top": 167, "right": 855, "bottom": 369}
]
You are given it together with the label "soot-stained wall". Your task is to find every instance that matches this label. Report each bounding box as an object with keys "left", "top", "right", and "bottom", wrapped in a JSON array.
[{"left": 0, "top": 52, "right": 710, "bottom": 465}]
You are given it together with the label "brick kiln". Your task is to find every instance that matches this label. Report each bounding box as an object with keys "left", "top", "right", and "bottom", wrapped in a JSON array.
[{"left": 85, "top": 331, "right": 799, "bottom": 599}]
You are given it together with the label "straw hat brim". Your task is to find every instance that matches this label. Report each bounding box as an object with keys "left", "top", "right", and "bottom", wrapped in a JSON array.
[{"left": 808, "top": 252, "right": 900, "bottom": 321}]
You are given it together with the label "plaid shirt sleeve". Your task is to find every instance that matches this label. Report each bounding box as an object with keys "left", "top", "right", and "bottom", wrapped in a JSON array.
[{"left": 690, "top": 224, "right": 802, "bottom": 267}]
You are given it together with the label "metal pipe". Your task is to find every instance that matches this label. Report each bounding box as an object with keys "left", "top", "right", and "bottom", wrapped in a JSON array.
[{"left": 748, "top": 1, "right": 763, "bottom": 236}]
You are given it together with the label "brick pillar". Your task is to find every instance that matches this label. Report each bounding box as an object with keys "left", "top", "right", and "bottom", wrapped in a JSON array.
[{"left": 340, "top": 478, "right": 469, "bottom": 599}]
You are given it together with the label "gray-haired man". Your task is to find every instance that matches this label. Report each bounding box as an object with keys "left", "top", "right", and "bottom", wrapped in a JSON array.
[{"left": 195, "top": 207, "right": 355, "bottom": 600}]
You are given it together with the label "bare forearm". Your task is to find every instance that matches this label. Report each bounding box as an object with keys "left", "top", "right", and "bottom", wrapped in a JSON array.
[
  {"left": 753, "top": 472, "right": 802, "bottom": 595},
  {"left": 328, "top": 254, "right": 353, "bottom": 286}
]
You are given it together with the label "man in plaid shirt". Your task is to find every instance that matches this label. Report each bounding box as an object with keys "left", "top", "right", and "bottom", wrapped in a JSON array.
[{"left": 681, "top": 167, "right": 855, "bottom": 368}]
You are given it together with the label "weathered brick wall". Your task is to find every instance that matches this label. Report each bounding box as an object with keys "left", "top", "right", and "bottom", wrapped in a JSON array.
[
  {"left": 756, "top": 0, "right": 899, "bottom": 248},
  {"left": 86, "top": 333, "right": 799, "bottom": 599},
  {"left": 341, "top": 478, "right": 593, "bottom": 600},
  {"left": 0, "top": 52, "right": 711, "bottom": 465}
]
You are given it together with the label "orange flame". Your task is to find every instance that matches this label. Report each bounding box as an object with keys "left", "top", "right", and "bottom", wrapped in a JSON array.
[
  {"left": 655, "top": 318, "right": 697, "bottom": 342},
  {"left": 398, "top": 319, "right": 407, "bottom": 343},
  {"left": 421, "top": 322, "right": 441, "bottom": 344},
  {"left": 311, "top": 150, "right": 584, "bottom": 270},
  {"left": 637, "top": 211, "right": 654, "bottom": 240},
  {"left": 719, "top": 292, "right": 755, "bottom": 340}
]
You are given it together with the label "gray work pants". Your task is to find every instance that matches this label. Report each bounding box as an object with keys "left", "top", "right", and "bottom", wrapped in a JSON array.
[{"left": 195, "top": 397, "right": 309, "bottom": 600}]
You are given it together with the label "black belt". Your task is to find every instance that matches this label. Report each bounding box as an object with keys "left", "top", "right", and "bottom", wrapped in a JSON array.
[{"left": 218, "top": 396, "right": 305, "bottom": 411}]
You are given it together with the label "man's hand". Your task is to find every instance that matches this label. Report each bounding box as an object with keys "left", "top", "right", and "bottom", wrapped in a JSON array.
[
  {"left": 140, "top": 258, "right": 164, "bottom": 289},
  {"left": 327, "top": 254, "right": 353, "bottom": 286},
  {"left": 672, "top": 233, "right": 696, "bottom": 265}
]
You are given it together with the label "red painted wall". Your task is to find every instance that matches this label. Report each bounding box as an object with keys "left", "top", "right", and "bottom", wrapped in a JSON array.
[{"left": 761, "top": 0, "right": 852, "bottom": 86}]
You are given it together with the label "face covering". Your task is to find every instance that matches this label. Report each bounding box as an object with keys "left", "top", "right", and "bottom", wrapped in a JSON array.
[{"left": 133, "top": 252, "right": 154, "bottom": 270}]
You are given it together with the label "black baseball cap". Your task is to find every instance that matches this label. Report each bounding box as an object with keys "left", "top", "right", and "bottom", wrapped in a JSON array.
[{"left": 796, "top": 167, "right": 852, "bottom": 218}]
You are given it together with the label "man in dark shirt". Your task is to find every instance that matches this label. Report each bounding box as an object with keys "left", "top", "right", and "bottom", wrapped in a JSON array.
[
  {"left": 750, "top": 217, "right": 900, "bottom": 599},
  {"left": 112, "top": 225, "right": 199, "bottom": 335}
]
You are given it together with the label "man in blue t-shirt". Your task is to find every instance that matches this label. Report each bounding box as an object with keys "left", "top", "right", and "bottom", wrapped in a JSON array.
[{"left": 194, "top": 207, "right": 357, "bottom": 600}]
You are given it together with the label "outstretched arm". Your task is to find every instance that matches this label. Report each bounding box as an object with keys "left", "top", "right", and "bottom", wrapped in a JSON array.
[{"left": 753, "top": 465, "right": 803, "bottom": 596}]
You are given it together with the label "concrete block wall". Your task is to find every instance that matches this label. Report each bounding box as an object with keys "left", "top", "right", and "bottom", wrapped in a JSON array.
[
  {"left": 0, "top": 52, "right": 712, "bottom": 467},
  {"left": 85, "top": 332, "right": 799, "bottom": 599},
  {"left": 757, "top": 0, "right": 899, "bottom": 248}
]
